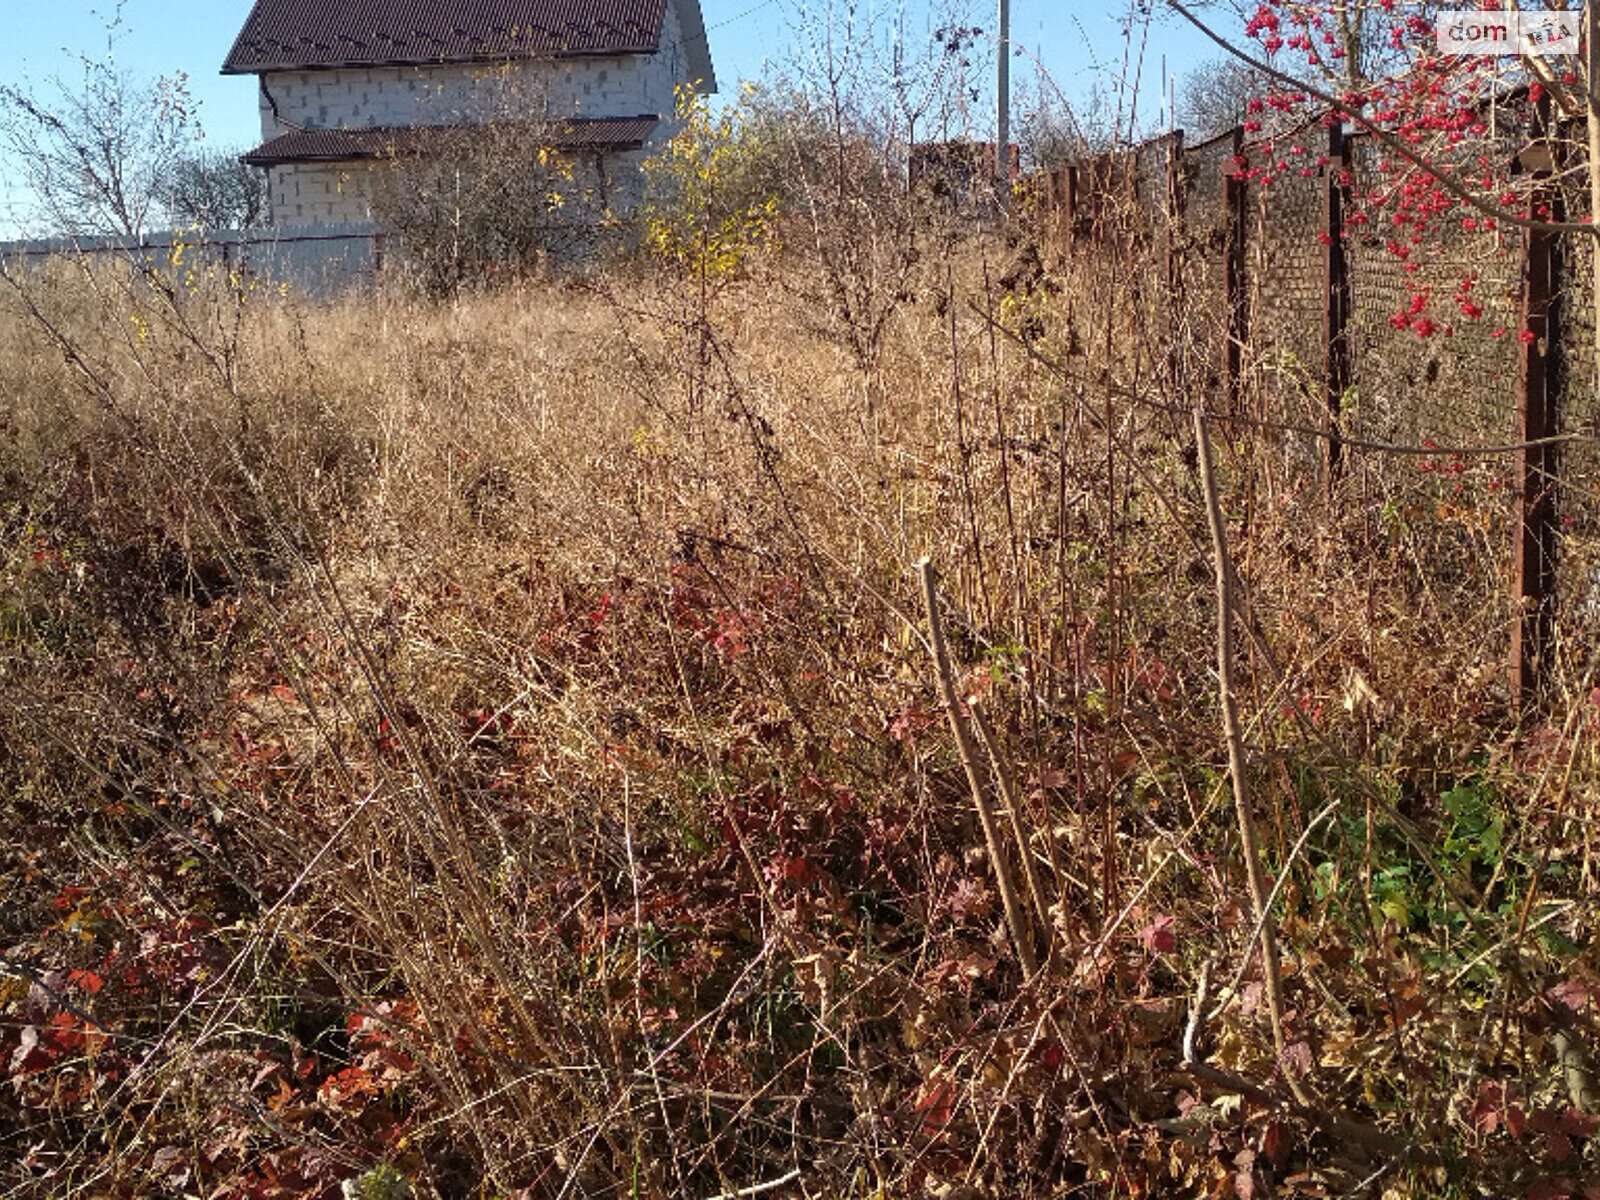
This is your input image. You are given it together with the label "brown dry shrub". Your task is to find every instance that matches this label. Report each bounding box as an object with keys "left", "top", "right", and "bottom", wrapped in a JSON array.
[{"left": 0, "top": 228, "right": 1595, "bottom": 1200}]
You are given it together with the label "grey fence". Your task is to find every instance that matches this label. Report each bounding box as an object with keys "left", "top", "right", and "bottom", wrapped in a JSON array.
[{"left": 0, "top": 223, "right": 385, "bottom": 295}]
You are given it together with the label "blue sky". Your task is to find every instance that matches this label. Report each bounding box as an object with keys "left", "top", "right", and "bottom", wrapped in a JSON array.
[{"left": 0, "top": 0, "right": 1230, "bottom": 236}]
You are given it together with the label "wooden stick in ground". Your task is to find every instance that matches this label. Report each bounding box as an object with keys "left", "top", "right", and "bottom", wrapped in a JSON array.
[
  {"left": 916, "top": 558, "right": 1039, "bottom": 978},
  {"left": 1190, "top": 407, "right": 1315, "bottom": 1106},
  {"left": 969, "top": 698, "right": 1054, "bottom": 966}
]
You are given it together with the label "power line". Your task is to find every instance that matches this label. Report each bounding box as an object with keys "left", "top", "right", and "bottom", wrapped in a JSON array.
[
  {"left": 681, "top": 0, "right": 781, "bottom": 47},
  {"left": 706, "top": 0, "right": 780, "bottom": 33}
]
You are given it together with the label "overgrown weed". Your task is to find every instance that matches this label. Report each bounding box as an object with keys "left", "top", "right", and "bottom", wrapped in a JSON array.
[{"left": 0, "top": 205, "right": 1596, "bottom": 1200}]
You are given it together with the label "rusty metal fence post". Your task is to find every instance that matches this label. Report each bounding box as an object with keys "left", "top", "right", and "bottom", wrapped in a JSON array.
[
  {"left": 1064, "top": 165, "right": 1079, "bottom": 245},
  {"left": 1166, "top": 131, "right": 1186, "bottom": 396},
  {"left": 1223, "top": 127, "right": 1248, "bottom": 411},
  {"left": 1511, "top": 111, "right": 1562, "bottom": 707},
  {"left": 1324, "top": 121, "right": 1353, "bottom": 486}
]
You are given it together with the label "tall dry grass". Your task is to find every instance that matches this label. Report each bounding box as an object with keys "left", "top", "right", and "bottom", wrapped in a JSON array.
[{"left": 1, "top": 217, "right": 1597, "bottom": 1200}]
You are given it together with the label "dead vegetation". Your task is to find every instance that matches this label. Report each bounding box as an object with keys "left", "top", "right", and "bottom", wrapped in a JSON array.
[{"left": 1, "top": 196, "right": 1598, "bottom": 1200}]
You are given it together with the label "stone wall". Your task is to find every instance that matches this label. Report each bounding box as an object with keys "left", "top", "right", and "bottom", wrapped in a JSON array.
[
  {"left": 1178, "top": 131, "right": 1238, "bottom": 399},
  {"left": 1048, "top": 109, "right": 1550, "bottom": 461},
  {"left": 1339, "top": 129, "right": 1525, "bottom": 454}
]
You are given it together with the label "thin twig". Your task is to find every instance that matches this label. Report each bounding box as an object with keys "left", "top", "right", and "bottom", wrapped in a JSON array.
[
  {"left": 917, "top": 558, "right": 1039, "bottom": 978},
  {"left": 974, "top": 300, "right": 1591, "bottom": 459},
  {"left": 1211, "top": 801, "right": 1341, "bottom": 1020},
  {"left": 970, "top": 698, "right": 1055, "bottom": 963},
  {"left": 701, "top": 1167, "right": 802, "bottom": 1200},
  {"left": 1446, "top": 901, "right": 1577, "bottom": 988},
  {"left": 980, "top": 302, "right": 1505, "bottom": 936},
  {"left": 1192, "top": 404, "right": 1315, "bottom": 1107},
  {"left": 1183, "top": 958, "right": 1214, "bottom": 1066}
]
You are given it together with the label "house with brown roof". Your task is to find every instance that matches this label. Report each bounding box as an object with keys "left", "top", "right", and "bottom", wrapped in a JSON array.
[{"left": 223, "top": 0, "right": 716, "bottom": 226}]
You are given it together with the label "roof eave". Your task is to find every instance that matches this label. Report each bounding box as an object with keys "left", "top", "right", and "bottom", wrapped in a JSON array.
[
  {"left": 240, "top": 118, "right": 658, "bottom": 166},
  {"left": 669, "top": 0, "right": 716, "bottom": 93},
  {"left": 223, "top": 44, "right": 658, "bottom": 76},
  {"left": 244, "top": 142, "right": 648, "bottom": 167},
  {"left": 242, "top": 152, "right": 355, "bottom": 167}
]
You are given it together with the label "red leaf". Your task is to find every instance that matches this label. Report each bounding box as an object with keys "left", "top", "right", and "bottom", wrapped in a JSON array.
[
  {"left": 1547, "top": 978, "right": 1593, "bottom": 1015},
  {"left": 1261, "top": 1118, "right": 1290, "bottom": 1169},
  {"left": 913, "top": 1077, "right": 955, "bottom": 1133},
  {"left": 292, "top": 1041, "right": 317, "bottom": 1079},
  {"left": 250, "top": 1057, "right": 283, "bottom": 1092},
  {"left": 1138, "top": 913, "right": 1177, "bottom": 955},
  {"left": 318, "top": 1064, "right": 379, "bottom": 1108},
  {"left": 267, "top": 1074, "right": 296, "bottom": 1110},
  {"left": 1471, "top": 1080, "right": 1507, "bottom": 1133},
  {"left": 782, "top": 855, "right": 817, "bottom": 884},
  {"left": 150, "top": 1145, "right": 189, "bottom": 1184},
  {"left": 1560, "top": 1109, "right": 1600, "bottom": 1137},
  {"left": 361, "top": 1045, "right": 416, "bottom": 1081},
  {"left": 46, "top": 1011, "right": 85, "bottom": 1050},
  {"left": 67, "top": 969, "right": 104, "bottom": 995}
]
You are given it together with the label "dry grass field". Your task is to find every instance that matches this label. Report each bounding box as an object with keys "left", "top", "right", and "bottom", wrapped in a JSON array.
[{"left": 2, "top": 213, "right": 1598, "bottom": 1199}]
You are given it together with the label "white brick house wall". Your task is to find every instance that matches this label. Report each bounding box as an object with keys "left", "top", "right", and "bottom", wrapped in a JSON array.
[
  {"left": 267, "top": 163, "right": 376, "bottom": 226},
  {"left": 265, "top": 149, "right": 651, "bottom": 226},
  {"left": 242, "top": 0, "right": 700, "bottom": 226}
]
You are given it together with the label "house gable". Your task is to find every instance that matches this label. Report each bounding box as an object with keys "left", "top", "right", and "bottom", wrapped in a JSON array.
[
  {"left": 223, "top": 0, "right": 714, "bottom": 92},
  {"left": 226, "top": 0, "right": 713, "bottom": 227}
]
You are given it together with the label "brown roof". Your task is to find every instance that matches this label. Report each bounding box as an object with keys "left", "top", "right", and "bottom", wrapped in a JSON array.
[
  {"left": 241, "top": 115, "right": 660, "bottom": 165},
  {"left": 222, "top": 0, "right": 668, "bottom": 72}
]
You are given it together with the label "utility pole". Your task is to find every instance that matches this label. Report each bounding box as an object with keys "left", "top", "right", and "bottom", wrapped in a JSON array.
[{"left": 997, "top": 0, "right": 1010, "bottom": 194}]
